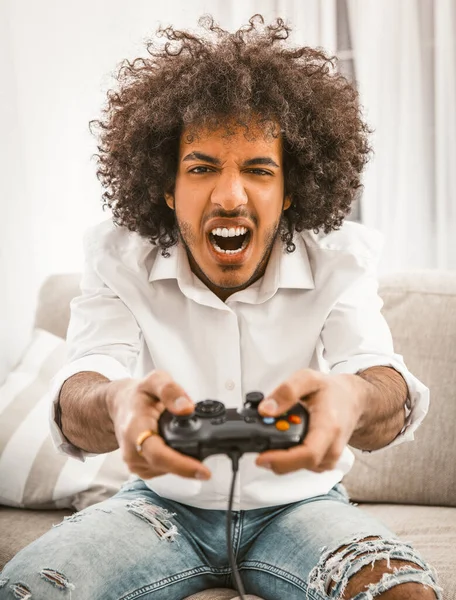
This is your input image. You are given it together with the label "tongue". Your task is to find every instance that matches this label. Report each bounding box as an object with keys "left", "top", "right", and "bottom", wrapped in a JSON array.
[{"left": 213, "top": 233, "right": 247, "bottom": 251}]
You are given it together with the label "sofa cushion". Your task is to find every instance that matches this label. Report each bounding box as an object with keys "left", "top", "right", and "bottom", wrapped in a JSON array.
[
  {"left": 0, "top": 507, "right": 72, "bottom": 570},
  {"left": 33, "top": 273, "right": 82, "bottom": 339},
  {"left": 344, "top": 271, "right": 456, "bottom": 507},
  {"left": 0, "top": 328, "right": 130, "bottom": 511}
]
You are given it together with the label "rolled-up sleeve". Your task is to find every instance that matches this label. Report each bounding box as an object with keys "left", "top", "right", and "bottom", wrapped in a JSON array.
[
  {"left": 321, "top": 269, "right": 429, "bottom": 452},
  {"left": 49, "top": 230, "right": 141, "bottom": 461}
]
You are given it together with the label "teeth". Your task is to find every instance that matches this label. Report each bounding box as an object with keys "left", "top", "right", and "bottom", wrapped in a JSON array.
[
  {"left": 211, "top": 226, "right": 248, "bottom": 237},
  {"left": 210, "top": 231, "right": 251, "bottom": 255}
]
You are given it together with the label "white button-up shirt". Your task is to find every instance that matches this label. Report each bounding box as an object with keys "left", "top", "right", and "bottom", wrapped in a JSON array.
[{"left": 49, "top": 218, "right": 429, "bottom": 510}]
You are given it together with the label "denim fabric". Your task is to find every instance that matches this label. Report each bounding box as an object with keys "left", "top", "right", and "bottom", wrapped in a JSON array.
[{"left": 0, "top": 479, "right": 441, "bottom": 600}]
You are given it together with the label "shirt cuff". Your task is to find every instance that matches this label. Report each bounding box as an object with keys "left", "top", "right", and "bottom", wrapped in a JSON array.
[
  {"left": 48, "top": 354, "right": 131, "bottom": 462},
  {"left": 330, "top": 353, "right": 430, "bottom": 452}
]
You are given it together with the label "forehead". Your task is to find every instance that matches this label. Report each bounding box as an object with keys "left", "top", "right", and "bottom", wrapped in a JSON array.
[{"left": 179, "top": 122, "right": 282, "bottom": 158}]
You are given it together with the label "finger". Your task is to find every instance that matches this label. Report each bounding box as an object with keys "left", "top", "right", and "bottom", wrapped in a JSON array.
[
  {"left": 123, "top": 422, "right": 168, "bottom": 479},
  {"left": 122, "top": 416, "right": 211, "bottom": 480},
  {"left": 256, "top": 437, "right": 329, "bottom": 474},
  {"left": 281, "top": 439, "right": 345, "bottom": 474},
  {"left": 256, "top": 440, "right": 342, "bottom": 475},
  {"left": 257, "top": 401, "right": 340, "bottom": 473},
  {"left": 135, "top": 400, "right": 166, "bottom": 426},
  {"left": 138, "top": 370, "right": 195, "bottom": 415},
  {"left": 315, "top": 447, "right": 345, "bottom": 472},
  {"left": 258, "top": 369, "right": 324, "bottom": 417},
  {"left": 128, "top": 461, "right": 167, "bottom": 479},
  {"left": 136, "top": 434, "right": 212, "bottom": 480},
  {"left": 255, "top": 446, "right": 318, "bottom": 474}
]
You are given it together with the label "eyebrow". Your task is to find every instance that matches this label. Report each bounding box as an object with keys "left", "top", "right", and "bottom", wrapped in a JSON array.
[{"left": 182, "top": 151, "right": 279, "bottom": 168}]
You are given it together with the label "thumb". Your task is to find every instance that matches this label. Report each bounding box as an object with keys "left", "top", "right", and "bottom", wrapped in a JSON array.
[
  {"left": 258, "top": 397, "right": 282, "bottom": 417},
  {"left": 258, "top": 370, "right": 324, "bottom": 417}
]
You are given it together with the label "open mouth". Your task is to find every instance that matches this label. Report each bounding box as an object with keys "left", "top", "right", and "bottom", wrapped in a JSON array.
[
  {"left": 208, "top": 227, "right": 252, "bottom": 257},
  {"left": 205, "top": 226, "right": 253, "bottom": 266}
]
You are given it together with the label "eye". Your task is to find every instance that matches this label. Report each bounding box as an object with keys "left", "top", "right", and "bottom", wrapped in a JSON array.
[
  {"left": 188, "top": 166, "right": 214, "bottom": 174},
  {"left": 246, "top": 168, "right": 272, "bottom": 176}
]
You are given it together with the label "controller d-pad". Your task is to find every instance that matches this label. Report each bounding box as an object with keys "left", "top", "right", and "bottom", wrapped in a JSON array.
[{"left": 195, "top": 400, "right": 225, "bottom": 418}]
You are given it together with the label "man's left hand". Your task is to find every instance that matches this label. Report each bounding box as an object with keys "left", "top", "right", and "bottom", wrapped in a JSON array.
[{"left": 256, "top": 369, "right": 365, "bottom": 474}]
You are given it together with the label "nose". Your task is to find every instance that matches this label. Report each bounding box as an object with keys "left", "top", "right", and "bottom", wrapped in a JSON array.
[{"left": 210, "top": 169, "right": 248, "bottom": 209}]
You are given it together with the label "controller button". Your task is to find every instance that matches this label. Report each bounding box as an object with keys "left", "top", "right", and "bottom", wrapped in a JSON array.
[
  {"left": 244, "top": 416, "right": 257, "bottom": 423},
  {"left": 262, "top": 417, "right": 275, "bottom": 425},
  {"left": 288, "top": 415, "right": 302, "bottom": 424},
  {"left": 275, "top": 420, "right": 290, "bottom": 431}
]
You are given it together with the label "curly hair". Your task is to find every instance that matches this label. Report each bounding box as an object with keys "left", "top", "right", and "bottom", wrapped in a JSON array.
[{"left": 89, "top": 14, "right": 372, "bottom": 256}]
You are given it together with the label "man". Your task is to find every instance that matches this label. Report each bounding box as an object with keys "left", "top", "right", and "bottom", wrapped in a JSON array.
[{"left": 0, "top": 15, "right": 441, "bottom": 600}]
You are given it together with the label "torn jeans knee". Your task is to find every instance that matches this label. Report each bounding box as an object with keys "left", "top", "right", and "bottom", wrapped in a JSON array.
[
  {"left": 126, "top": 496, "right": 179, "bottom": 541},
  {"left": 307, "top": 535, "right": 443, "bottom": 599},
  {"left": 0, "top": 569, "right": 76, "bottom": 600},
  {"left": 40, "top": 569, "right": 76, "bottom": 593},
  {"left": 9, "top": 583, "right": 32, "bottom": 599}
]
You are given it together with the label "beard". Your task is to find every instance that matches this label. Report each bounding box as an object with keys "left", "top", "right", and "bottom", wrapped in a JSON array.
[{"left": 176, "top": 216, "right": 281, "bottom": 294}]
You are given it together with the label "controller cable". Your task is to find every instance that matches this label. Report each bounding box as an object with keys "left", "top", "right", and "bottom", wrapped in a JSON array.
[{"left": 227, "top": 451, "right": 246, "bottom": 600}]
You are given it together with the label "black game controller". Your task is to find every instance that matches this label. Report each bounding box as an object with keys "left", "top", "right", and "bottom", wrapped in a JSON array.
[{"left": 158, "top": 391, "right": 308, "bottom": 460}]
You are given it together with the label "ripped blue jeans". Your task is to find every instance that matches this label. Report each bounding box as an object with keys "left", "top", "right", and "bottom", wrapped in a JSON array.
[{"left": 0, "top": 479, "right": 442, "bottom": 600}]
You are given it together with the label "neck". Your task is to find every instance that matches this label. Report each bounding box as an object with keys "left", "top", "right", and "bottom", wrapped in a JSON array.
[{"left": 187, "top": 255, "right": 267, "bottom": 302}]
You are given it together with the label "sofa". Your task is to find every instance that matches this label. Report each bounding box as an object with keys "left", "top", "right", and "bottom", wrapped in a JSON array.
[{"left": 1, "top": 270, "right": 455, "bottom": 600}]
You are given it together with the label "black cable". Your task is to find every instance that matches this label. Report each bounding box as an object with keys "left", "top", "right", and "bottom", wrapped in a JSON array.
[{"left": 227, "top": 451, "right": 246, "bottom": 600}]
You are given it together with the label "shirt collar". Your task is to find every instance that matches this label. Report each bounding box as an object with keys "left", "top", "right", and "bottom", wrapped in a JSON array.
[{"left": 148, "top": 233, "right": 315, "bottom": 307}]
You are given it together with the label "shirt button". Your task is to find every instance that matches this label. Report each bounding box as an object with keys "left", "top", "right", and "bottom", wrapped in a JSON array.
[{"left": 225, "top": 379, "right": 235, "bottom": 391}]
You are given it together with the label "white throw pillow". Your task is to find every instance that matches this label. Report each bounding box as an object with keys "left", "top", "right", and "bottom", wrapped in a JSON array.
[{"left": 0, "top": 329, "right": 130, "bottom": 510}]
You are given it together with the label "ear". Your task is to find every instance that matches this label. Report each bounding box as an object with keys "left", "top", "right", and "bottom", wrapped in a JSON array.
[
  {"left": 283, "top": 195, "right": 291, "bottom": 211},
  {"left": 164, "top": 192, "right": 174, "bottom": 210}
]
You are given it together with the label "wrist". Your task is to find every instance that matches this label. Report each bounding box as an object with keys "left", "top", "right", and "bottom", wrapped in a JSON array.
[
  {"left": 105, "top": 378, "right": 134, "bottom": 421},
  {"left": 336, "top": 373, "right": 372, "bottom": 432}
]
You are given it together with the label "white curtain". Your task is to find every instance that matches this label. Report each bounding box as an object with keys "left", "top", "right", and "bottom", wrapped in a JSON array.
[
  {"left": 347, "top": 0, "right": 456, "bottom": 272},
  {"left": 0, "top": 0, "right": 335, "bottom": 384}
]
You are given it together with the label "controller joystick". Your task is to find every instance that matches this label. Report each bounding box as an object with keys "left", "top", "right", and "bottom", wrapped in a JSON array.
[
  {"left": 245, "top": 391, "right": 264, "bottom": 406},
  {"left": 169, "top": 413, "right": 201, "bottom": 434},
  {"left": 158, "top": 391, "right": 308, "bottom": 460},
  {"left": 243, "top": 391, "right": 264, "bottom": 413}
]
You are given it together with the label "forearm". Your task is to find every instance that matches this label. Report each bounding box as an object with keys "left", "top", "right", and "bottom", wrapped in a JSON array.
[
  {"left": 348, "top": 366, "right": 408, "bottom": 451},
  {"left": 58, "top": 371, "right": 123, "bottom": 454}
]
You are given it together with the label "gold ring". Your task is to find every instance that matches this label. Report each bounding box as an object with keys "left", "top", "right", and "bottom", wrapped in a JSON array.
[{"left": 135, "top": 429, "right": 158, "bottom": 455}]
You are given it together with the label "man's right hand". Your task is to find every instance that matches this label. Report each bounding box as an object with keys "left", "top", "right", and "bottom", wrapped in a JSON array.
[{"left": 105, "top": 370, "right": 212, "bottom": 481}]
